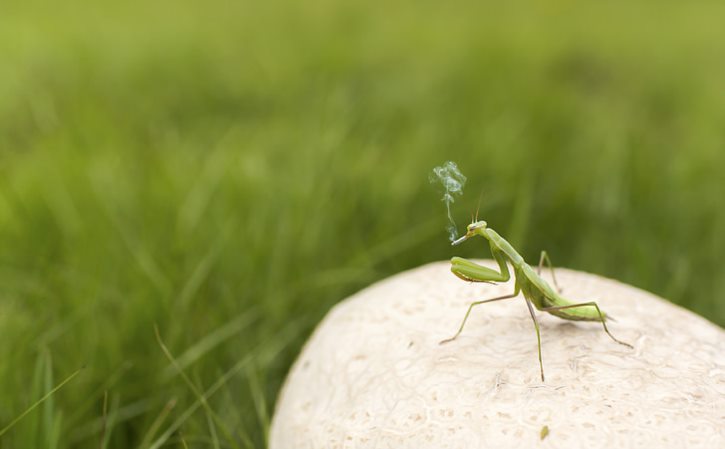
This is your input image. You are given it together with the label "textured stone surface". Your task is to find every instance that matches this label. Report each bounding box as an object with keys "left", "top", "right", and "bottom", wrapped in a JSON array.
[{"left": 270, "top": 261, "right": 725, "bottom": 449}]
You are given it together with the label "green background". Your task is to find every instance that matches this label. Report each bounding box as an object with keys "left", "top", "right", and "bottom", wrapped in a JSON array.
[{"left": 1, "top": 0, "right": 724, "bottom": 447}]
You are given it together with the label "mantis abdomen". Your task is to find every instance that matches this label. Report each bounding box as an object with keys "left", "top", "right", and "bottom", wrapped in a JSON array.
[{"left": 517, "top": 265, "right": 609, "bottom": 322}]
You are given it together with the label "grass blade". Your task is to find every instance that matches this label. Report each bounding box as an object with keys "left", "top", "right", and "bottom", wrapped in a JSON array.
[{"left": 0, "top": 367, "right": 82, "bottom": 438}]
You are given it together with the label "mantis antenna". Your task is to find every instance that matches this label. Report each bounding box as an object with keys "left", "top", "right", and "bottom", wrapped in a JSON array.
[{"left": 475, "top": 191, "right": 483, "bottom": 222}]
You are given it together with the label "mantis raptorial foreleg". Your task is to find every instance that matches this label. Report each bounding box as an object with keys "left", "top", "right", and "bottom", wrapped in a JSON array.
[
  {"left": 439, "top": 292, "right": 518, "bottom": 345},
  {"left": 540, "top": 302, "right": 633, "bottom": 348},
  {"left": 537, "top": 251, "right": 561, "bottom": 293},
  {"left": 450, "top": 254, "right": 510, "bottom": 283}
]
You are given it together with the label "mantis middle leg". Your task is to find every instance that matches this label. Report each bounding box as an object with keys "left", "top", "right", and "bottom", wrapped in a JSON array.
[
  {"left": 522, "top": 296, "right": 545, "bottom": 381},
  {"left": 439, "top": 291, "right": 518, "bottom": 345},
  {"left": 540, "top": 302, "right": 633, "bottom": 348},
  {"left": 537, "top": 250, "right": 562, "bottom": 293}
]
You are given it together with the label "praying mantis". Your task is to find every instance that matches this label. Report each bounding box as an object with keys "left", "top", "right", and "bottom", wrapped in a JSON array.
[{"left": 439, "top": 219, "right": 633, "bottom": 381}]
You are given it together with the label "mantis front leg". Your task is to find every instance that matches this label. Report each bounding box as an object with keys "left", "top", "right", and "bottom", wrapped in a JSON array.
[
  {"left": 443, "top": 249, "right": 516, "bottom": 343},
  {"left": 450, "top": 246, "right": 511, "bottom": 283}
]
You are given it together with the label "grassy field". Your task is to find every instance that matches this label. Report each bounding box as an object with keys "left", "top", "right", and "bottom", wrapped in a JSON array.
[{"left": 1, "top": 0, "right": 724, "bottom": 447}]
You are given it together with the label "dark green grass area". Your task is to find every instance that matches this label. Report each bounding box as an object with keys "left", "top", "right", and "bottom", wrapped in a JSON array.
[{"left": 1, "top": 0, "right": 724, "bottom": 447}]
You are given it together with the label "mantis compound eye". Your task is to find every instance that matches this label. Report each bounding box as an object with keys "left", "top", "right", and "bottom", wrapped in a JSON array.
[{"left": 469, "top": 220, "right": 487, "bottom": 231}]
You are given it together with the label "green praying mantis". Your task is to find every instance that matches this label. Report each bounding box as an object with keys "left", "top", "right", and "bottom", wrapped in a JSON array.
[{"left": 439, "top": 218, "right": 633, "bottom": 381}]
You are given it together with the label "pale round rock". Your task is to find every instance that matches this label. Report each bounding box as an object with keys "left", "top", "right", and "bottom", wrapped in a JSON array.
[{"left": 270, "top": 260, "right": 725, "bottom": 449}]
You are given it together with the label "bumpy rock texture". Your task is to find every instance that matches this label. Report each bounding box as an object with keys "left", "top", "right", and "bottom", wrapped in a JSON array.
[{"left": 271, "top": 261, "right": 725, "bottom": 449}]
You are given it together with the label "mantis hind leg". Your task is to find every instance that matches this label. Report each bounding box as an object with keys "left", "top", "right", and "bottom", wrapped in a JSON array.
[
  {"left": 439, "top": 291, "right": 518, "bottom": 345},
  {"left": 522, "top": 297, "right": 545, "bottom": 382},
  {"left": 537, "top": 251, "right": 562, "bottom": 293},
  {"left": 540, "top": 302, "right": 633, "bottom": 349}
]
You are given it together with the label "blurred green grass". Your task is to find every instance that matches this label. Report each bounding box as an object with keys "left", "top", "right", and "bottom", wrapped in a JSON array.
[{"left": 1, "top": 0, "right": 724, "bottom": 447}]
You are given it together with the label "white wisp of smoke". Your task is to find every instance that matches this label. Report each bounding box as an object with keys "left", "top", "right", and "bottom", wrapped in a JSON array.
[{"left": 429, "top": 161, "right": 467, "bottom": 242}]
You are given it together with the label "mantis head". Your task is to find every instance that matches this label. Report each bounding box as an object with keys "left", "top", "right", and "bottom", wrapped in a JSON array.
[{"left": 451, "top": 220, "right": 487, "bottom": 246}]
